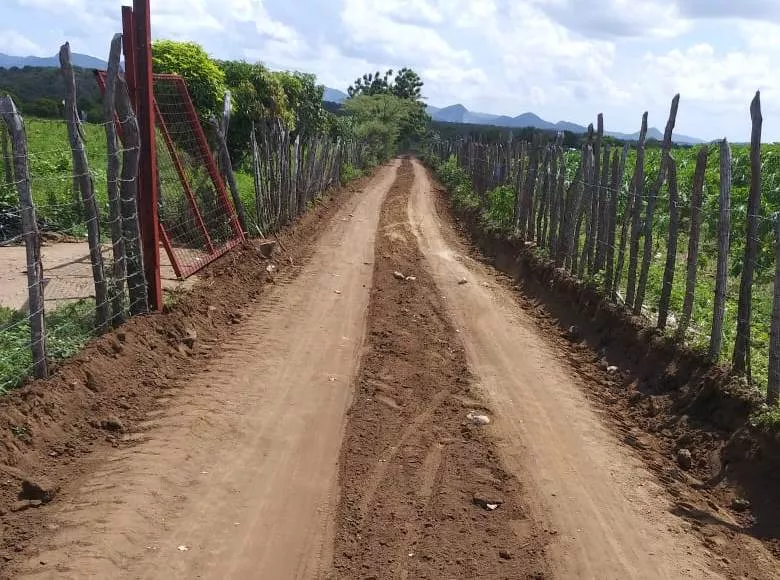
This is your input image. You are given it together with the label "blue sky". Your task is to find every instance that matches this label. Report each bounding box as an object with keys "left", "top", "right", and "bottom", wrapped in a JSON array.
[{"left": 2, "top": 0, "right": 780, "bottom": 140}]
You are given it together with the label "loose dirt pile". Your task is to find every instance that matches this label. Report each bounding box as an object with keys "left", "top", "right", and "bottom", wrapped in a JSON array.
[
  {"left": 0, "top": 177, "right": 369, "bottom": 573},
  {"left": 329, "top": 159, "right": 549, "bottom": 579}
]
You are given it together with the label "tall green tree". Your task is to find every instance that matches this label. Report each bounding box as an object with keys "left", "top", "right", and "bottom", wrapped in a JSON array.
[{"left": 152, "top": 40, "right": 225, "bottom": 117}]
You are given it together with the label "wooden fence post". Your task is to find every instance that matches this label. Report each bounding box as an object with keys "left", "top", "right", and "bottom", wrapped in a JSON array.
[
  {"left": 595, "top": 141, "right": 612, "bottom": 273},
  {"left": 657, "top": 153, "right": 679, "bottom": 330},
  {"left": 635, "top": 94, "right": 680, "bottom": 316},
  {"left": 0, "top": 96, "right": 47, "bottom": 379},
  {"left": 60, "top": 42, "right": 110, "bottom": 334},
  {"left": 114, "top": 73, "right": 148, "bottom": 315},
  {"left": 605, "top": 144, "right": 628, "bottom": 298},
  {"left": 250, "top": 123, "right": 266, "bottom": 236},
  {"left": 1, "top": 122, "right": 11, "bottom": 188},
  {"left": 733, "top": 92, "right": 763, "bottom": 378},
  {"left": 104, "top": 33, "right": 127, "bottom": 326},
  {"left": 585, "top": 114, "right": 604, "bottom": 274},
  {"left": 625, "top": 113, "right": 649, "bottom": 308},
  {"left": 675, "top": 146, "right": 708, "bottom": 341},
  {"left": 211, "top": 115, "right": 248, "bottom": 234},
  {"left": 710, "top": 139, "right": 731, "bottom": 361},
  {"left": 768, "top": 214, "right": 780, "bottom": 405}
]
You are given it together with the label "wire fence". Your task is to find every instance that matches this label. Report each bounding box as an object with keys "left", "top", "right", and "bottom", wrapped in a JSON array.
[
  {"left": 426, "top": 92, "right": 780, "bottom": 404},
  {"left": 0, "top": 35, "right": 371, "bottom": 394}
]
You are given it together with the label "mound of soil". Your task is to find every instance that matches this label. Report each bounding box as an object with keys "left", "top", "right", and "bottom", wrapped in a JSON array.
[{"left": 330, "top": 159, "right": 550, "bottom": 579}]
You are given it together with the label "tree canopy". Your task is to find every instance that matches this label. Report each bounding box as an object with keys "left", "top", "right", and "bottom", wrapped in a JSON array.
[{"left": 151, "top": 40, "right": 226, "bottom": 117}]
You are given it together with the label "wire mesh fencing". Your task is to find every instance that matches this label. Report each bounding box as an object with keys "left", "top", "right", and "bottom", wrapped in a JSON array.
[{"left": 425, "top": 92, "right": 780, "bottom": 402}]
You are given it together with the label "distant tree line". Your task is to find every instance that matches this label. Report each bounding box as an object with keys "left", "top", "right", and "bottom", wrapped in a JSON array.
[{"left": 0, "top": 65, "right": 102, "bottom": 121}]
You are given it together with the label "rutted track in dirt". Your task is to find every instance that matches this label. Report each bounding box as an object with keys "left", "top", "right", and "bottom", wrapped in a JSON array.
[
  {"left": 329, "top": 159, "right": 549, "bottom": 579},
  {"left": 408, "top": 158, "right": 780, "bottom": 579},
  {"left": 4, "top": 156, "right": 779, "bottom": 579},
  {"left": 6, "top": 163, "right": 398, "bottom": 579}
]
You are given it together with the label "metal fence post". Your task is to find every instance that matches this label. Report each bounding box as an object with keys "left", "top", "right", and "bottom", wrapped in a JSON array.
[{"left": 131, "top": 0, "right": 162, "bottom": 310}]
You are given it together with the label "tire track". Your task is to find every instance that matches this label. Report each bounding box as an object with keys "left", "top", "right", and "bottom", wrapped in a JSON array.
[{"left": 329, "top": 158, "right": 550, "bottom": 580}]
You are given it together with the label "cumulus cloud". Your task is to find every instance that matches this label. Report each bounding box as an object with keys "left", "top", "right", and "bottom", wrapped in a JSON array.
[
  {"left": 530, "top": 0, "right": 688, "bottom": 39},
  {"left": 0, "top": 29, "right": 45, "bottom": 56},
  {"left": 4, "top": 0, "right": 780, "bottom": 139}
]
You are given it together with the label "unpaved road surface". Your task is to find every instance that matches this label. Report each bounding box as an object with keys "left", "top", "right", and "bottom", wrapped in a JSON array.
[
  {"left": 13, "top": 163, "right": 398, "bottom": 579},
  {"left": 407, "top": 159, "right": 744, "bottom": 580},
  {"left": 7, "top": 158, "right": 779, "bottom": 579}
]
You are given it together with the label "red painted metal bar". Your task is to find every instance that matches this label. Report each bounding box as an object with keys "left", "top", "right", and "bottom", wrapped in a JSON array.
[
  {"left": 179, "top": 237, "right": 244, "bottom": 278},
  {"left": 152, "top": 99, "right": 216, "bottom": 254},
  {"left": 133, "top": 0, "right": 162, "bottom": 310},
  {"left": 172, "top": 78, "right": 245, "bottom": 240},
  {"left": 157, "top": 221, "right": 182, "bottom": 278}
]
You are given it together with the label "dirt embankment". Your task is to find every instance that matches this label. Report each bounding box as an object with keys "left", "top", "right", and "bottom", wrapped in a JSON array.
[
  {"left": 329, "top": 159, "right": 550, "bottom": 579},
  {"left": 0, "top": 175, "right": 372, "bottom": 572},
  {"left": 429, "top": 168, "right": 780, "bottom": 562}
]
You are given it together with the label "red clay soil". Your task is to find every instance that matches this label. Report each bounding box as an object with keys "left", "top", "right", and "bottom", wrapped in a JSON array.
[
  {"left": 0, "top": 176, "right": 370, "bottom": 573},
  {"left": 329, "top": 159, "right": 550, "bottom": 579},
  {"left": 429, "top": 166, "right": 780, "bottom": 578}
]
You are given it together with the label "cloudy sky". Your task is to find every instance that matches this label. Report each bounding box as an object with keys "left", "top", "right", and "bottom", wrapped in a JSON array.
[{"left": 2, "top": 0, "right": 779, "bottom": 140}]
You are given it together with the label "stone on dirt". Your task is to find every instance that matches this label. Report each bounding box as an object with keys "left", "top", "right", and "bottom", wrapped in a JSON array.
[
  {"left": 458, "top": 277, "right": 469, "bottom": 285},
  {"left": 99, "top": 416, "right": 125, "bottom": 433},
  {"left": 393, "top": 271, "right": 405, "bottom": 280},
  {"left": 732, "top": 497, "right": 751, "bottom": 512},
  {"left": 473, "top": 492, "right": 505, "bottom": 510},
  {"left": 676, "top": 448, "right": 693, "bottom": 470},
  {"left": 566, "top": 325, "right": 579, "bottom": 341},
  {"left": 21, "top": 477, "right": 58, "bottom": 503},
  {"left": 466, "top": 411, "right": 491, "bottom": 425},
  {"left": 256, "top": 240, "right": 277, "bottom": 258}
]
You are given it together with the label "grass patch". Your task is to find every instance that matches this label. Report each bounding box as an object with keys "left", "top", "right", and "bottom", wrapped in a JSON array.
[{"left": 0, "top": 299, "right": 96, "bottom": 394}]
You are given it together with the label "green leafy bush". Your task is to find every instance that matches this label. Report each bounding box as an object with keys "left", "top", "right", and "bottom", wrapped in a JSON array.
[
  {"left": 483, "top": 185, "right": 515, "bottom": 232},
  {"left": 436, "top": 155, "right": 480, "bottom": 212},
  {"left": 340, "top": 163, "right": 363, "bottom": 185}
]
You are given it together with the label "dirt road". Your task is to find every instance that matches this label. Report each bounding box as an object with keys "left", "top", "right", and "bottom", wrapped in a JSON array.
[
  {"left": 13, "top": 162, "right": 398, "bottom": 579},
  {"left": 407, "top": 159, "right": 730, "bottom": 579},
  {"left": 8, "top": 158, "right": 779, "bottom": 579}
]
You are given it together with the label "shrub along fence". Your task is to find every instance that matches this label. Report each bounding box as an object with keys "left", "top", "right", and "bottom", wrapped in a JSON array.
[{"left": 426, "top": 92, "right": 780, "bottom": 405}]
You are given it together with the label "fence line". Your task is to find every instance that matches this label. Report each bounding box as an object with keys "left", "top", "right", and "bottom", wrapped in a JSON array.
[
  {"left": 0, "top": 30, "right": 370, "bottom": 394},
  {"left": 426, "top": 91, "right": 780, "bottom": 404}
]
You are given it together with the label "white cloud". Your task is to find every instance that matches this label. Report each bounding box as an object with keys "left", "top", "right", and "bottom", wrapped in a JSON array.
[
  {"left": 341, "top": 0, "right": 472, "bottom": 65},
  {"left": 0, "top": 30, "right": 45, "bottom": 56}
]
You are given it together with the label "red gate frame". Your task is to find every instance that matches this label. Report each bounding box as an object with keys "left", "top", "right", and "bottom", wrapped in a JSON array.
[{"left": 100, "top": 1, "right": 244, "bottom": 304}]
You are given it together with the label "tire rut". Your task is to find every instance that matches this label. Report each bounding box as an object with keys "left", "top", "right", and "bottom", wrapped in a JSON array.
[{"left": 329, "top": 158, "right": 550, "bottom": 580}]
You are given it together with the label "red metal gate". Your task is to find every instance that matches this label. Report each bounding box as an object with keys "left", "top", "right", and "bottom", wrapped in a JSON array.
[{"left": 97, "top": 69, "right": 245, "bottom": 280}]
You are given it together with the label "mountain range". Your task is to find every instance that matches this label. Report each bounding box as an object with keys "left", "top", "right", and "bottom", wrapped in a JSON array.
[
  {"left": 1, "top": 51, "right": 702, "bottom": 143},
  {"left": 424, "top": 103, "right": 704, "bottom": 145},
  {"left": 0, "top": 51, "right": 108, "bottom": 70}
]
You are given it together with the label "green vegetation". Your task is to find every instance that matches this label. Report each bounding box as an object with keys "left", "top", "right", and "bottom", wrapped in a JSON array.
[
  {"left": 0, "top": 300, "right": 95, "bottom": 394},
  {"left": 152, "top": 40, "right": 227, "bottom": 117},
  {"left": 433, "top": 140, "right": 780, "bottom": 394},
  {"left": 0, "top": 65, "right": 102, "bottom": 121},
  {"left": 340, "top": 163, "right": 363, "bottom": 185},
  {"left": 341, "top": 67, "right": 430, "bottom": 165}
]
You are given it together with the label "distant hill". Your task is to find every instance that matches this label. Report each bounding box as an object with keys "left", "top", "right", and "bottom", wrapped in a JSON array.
[
  {"left": 426, "top": 103, "right": 704, "bottom": 145},
  {"left": 0, "top": 52, "right": 108, "bottom": 70},
  {"left": 323, "top": 87, "right": 347, "bottom": 104}
]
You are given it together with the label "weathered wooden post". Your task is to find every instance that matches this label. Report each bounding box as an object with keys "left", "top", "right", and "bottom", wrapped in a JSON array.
[
  {"left": 60, "top": 42, "right": 110, "bottom": 334},
  {"left": 675, "top": 146, "right": 708, "bottom": 341},
  {"left": 709, "top": 139, "right": 731, "bottom": 361},
  {"left": 104, "top": 33, "right": 127, "bottom": 326},
  {"left": 0, "top": 96, "right": 47, "bottom": 379},
  {"left": 733, "top": 92, "right": 763, "bottom": 378},
  {"left": 635, "top": 94, "right": 680, "bottom": 316}
]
